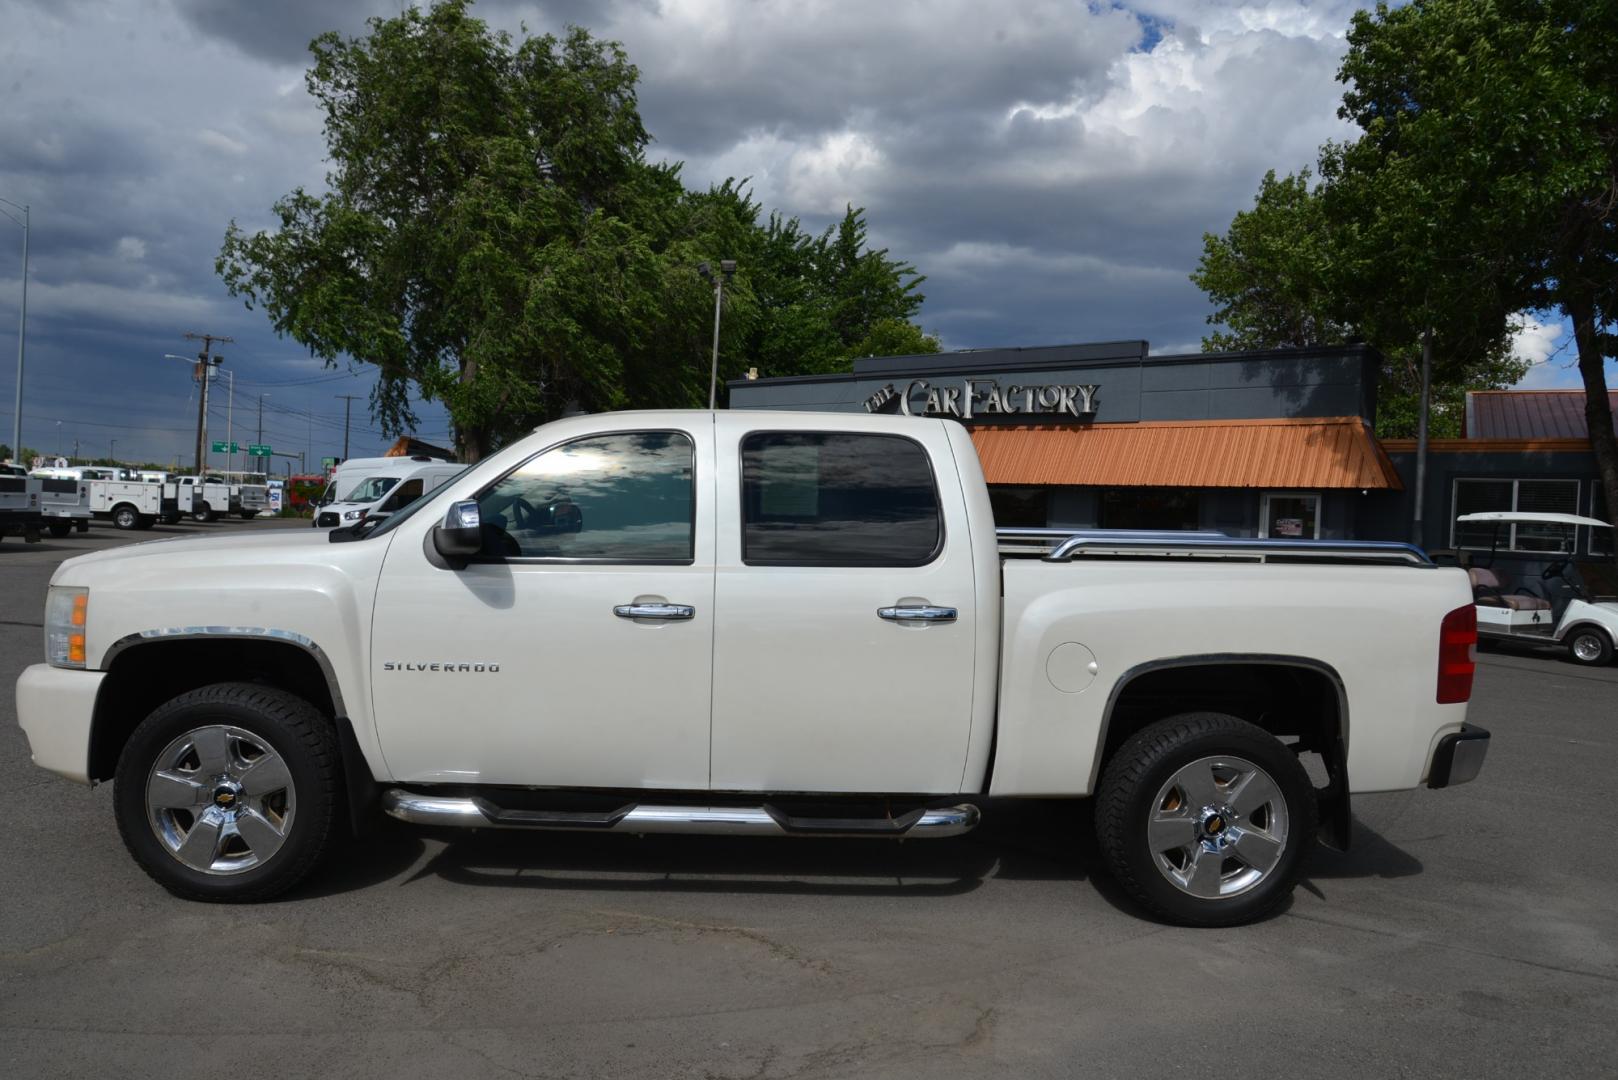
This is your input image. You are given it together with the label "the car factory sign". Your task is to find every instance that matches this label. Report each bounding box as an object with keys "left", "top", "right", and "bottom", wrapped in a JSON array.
[{"left": 864, "top": 378, "right": 1100, "bottom": 420}]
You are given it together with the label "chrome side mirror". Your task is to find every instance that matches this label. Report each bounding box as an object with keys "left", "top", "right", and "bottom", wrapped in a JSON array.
[{"left": 432, "top": 500, "right": 482, "bottom": 558}]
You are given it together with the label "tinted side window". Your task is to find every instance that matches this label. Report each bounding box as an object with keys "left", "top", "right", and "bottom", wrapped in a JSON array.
[
  {"left": 478, "top": 431, "right": 694, "bottom": 561},
  {"left": 741, "top": 432, "right": 942, "bottom": 566}
]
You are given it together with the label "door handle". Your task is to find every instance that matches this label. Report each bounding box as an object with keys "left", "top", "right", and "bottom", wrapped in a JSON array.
[
  {"left": 614, "top": 602, "right": 695, "bottom": 621},
  {"left": 877, "top": 605, "right": 957, "bottom": 622}
]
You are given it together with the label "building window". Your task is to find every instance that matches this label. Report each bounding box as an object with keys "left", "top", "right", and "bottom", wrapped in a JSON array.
[
  {"left": 1098, "top": 489, "right": 1198, "bottom": 531},
  {"left": 1450, "top": 478, "right": 1580, "bottom": 552},
  {"left": 740, "top": 432, "right": 942, "bottom": 566},
  {"left": 1261, "top": 492, "right": 1320, "bottom": 539},
  {"left": 988, "top": 486, "right": 1048, "bottom": 528},
  {"left": 1593, "top": 486, "right": 1614, "bottom": 557}
]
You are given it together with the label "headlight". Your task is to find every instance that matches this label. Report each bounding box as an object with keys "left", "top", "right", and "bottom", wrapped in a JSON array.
[
  {"left": 343, "top": 509, "right": 365, "bottom": 521},
  {"left": 45, "top": 586, "right": 88, "bottom": 669}
]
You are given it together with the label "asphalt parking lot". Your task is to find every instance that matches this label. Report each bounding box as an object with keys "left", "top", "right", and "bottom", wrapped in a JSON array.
[{"left": 2, "top": 523, "right": 1616, "bottom": 1079}]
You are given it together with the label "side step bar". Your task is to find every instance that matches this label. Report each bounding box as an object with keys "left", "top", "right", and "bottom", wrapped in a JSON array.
[{"left": 380, "top": 789, "right": 980, "bottom": 839}]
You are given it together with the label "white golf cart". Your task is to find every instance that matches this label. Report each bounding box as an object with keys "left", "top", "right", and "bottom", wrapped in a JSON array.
[{"left": 1457, "top": 511, "right": 1617, "bottom": 666}]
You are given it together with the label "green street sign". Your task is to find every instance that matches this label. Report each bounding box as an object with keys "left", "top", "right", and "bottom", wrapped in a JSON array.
[
  {"left": 322, "top": 457, "right": 338, "bottom": 469},
  {"left": 248, "top": 444, "right": 272, "bottom": 457},
  {"left": 210, "top": 440, "right": 239, "bottom": 453}
]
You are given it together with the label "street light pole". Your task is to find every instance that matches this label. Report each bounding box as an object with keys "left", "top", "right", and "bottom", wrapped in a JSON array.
[
  {"left": 699, "top": 260, "right": 737, "bottom": 409},
  {"left": 0, "top": 198, "right": 28, "bottom": 461}
]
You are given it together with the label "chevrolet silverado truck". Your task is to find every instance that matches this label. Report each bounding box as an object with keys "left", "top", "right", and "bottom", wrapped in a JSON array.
[{"left": 15, "top": 410, "right": 1489, "bottom": 925}]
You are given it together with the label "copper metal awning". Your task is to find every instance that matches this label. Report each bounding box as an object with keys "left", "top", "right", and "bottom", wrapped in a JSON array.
[{"left": 969, "top": 416, "right": 1403, "bottom": 490}]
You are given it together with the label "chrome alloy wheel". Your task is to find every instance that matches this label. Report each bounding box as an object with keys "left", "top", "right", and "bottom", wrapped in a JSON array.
[
  {"left": 1572, "top": 632, "right": 1606, "bottom": 663},
  {"left": 1147, "top": 755, "right": 1289, "bottom": 899},
  {"left": 145, "top": 724, "right": 295, "bottom": 875}
]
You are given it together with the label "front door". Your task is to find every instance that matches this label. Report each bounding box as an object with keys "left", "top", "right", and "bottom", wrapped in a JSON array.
[
  {"left": 370, "top": 423, "right": 715, "bottom": 789},
  {"left": 708, "top": 419, "right": 979, "bottom": 794}
]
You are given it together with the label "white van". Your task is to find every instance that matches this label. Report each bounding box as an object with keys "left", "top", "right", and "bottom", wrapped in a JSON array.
[{"left": 313, "top": 457, "right": 464, "bottom": 529}]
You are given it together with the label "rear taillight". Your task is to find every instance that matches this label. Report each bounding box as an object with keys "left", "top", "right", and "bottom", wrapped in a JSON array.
[{"left": 1437, "top": 604, "right": 1477, "bottom": 704}]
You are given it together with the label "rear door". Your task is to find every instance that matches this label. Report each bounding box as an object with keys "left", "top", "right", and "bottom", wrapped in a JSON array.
[{"left": 709, "top": 415, "right": 979, "bottom": 794}]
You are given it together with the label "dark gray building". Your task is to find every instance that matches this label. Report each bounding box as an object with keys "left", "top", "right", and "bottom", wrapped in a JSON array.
[
  {"left": 727, "top": 343, "right": 1613, "bottom": 574},
  {"left": 729, "top": 341, "right": 1398, "bottom": 541}
]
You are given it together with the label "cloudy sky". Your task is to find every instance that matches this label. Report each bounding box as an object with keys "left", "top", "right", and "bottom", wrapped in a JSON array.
[{"left": 0, "top": 0, "right": 1594, "bottom": 466}]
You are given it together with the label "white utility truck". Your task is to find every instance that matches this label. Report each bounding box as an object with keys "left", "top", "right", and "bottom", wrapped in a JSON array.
[
  {"left": 0, "top": 469, "right": 44, "bottom": 542},
  {"left": 35, "top": 475, "right": 92, "bottom": 537},
  {"left": 313, "top": 456, "right": 464, "bottom": 529},
  {"left": 1460, "top": 510, "right": 1617, "bottom": 666},
  {"left": 34, "top": 467, "right": 163, "bottom": 530},
  {"left": 15, "top": 411, "right": 1488, "bottom": 925},
  {"left": 176, "top": 476, "right": 238, "bottom": 523}
]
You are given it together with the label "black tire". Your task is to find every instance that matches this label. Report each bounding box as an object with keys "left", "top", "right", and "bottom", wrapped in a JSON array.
[
  {"left": 192, "top": 502, "right": 211, "bottom": 523},
  {"left": 46, "top": 521, "right": 72, "bottom": 538},
  {"left": 1566, "top": 627, "right": 1614, "bottom": 667},
  {"left": 1096, "top": 712, "right": 1316, "bottom": 927},
  {"left": 135, "top": 515, "right": 157, "bottom": 530},
  {"left": 112, "top": 504, "right": 139, "bottom": 530},
  {"left": 239, "top": 511, "right": 256, "bottom": 520},
  {"left": 114, "top": 683, "right": 340, "bottom": 902}
]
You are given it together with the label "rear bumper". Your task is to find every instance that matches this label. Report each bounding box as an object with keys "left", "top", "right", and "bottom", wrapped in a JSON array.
[
  {"left": 16, "top": 663, "right": 104, "bottom": 785},
  {"left": 1427, "top": 723, "right": 1490, "bottom": 789}
]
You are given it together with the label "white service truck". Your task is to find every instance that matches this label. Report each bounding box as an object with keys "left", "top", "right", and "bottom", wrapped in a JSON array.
[
  {"left": 176, "top": 476, "right": 238, "bottom": 523},
  {"left": 14, "top": 410, "right": 1488, "bottom": 925},
  {"left": 0, "top": 469, "right": 44, "bottom": 542},
  {"left": 34, "top": 467, "right": 163, "bottom": 531}
]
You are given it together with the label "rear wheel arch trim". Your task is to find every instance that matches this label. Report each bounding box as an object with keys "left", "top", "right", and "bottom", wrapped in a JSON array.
[{"left": 1092, "top": 653, "right": 1350, "bottom": 793}]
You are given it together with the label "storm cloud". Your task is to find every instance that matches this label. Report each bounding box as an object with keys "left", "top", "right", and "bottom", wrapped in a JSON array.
[{"left": 3, "top": 0, "right": 1565, "bottom": 465}]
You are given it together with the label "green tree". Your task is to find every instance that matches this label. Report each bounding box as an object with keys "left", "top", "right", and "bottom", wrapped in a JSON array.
[
  {"left": 1330, "top": 0, "right": 1618, "bottom": 551},
  {"left": 219, "top": 2, "right": 936, "bottom": 461},
  {"left": 1191, "top": 169, "right": 1525, "bottom": 438}
]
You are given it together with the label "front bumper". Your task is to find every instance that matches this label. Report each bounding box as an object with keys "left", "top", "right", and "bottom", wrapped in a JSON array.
[
  {"left": 1427, "top": 723, "right": 1490, "bottom": 789},
  {"left": 16, "top": 663, "right": 105, "bottom": 785}
]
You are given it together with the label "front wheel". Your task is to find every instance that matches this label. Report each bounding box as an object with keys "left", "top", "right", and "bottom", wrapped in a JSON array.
[
  {"left": 1567, "top": 628, "right": 1614, "bottom": 667},
  {"left": 114, "top": 683, "right": 340, "bottom": 902},
  {"left": 1095, "top": 713, "right": 1316, "bottom": 927}
]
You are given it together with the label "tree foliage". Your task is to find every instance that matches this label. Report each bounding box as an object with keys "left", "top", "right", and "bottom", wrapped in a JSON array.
[
  {"left": 218, "top": 1, "right": 933, "bottom": 461},
  {"left": 1329, "top": 0, "right": 1618, "bottom": 551},
  {"left": 1191, "top": 168, "right": 1526, "bottom": 437}
]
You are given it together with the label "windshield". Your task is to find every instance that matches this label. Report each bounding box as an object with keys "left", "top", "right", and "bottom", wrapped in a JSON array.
[{"left": 343, "top": 476, "right": 400, "bottom": 503}]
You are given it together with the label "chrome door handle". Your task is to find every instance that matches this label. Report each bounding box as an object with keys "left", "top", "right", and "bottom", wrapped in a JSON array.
[
  {"left": 877, "top": 605, "right": 957, "bottom": 622},
  {"left": 614, "top": 602, "right": 695, "bottom": 621}
]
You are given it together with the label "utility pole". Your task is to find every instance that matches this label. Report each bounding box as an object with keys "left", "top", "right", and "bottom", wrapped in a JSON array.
[
  {"left": 183, "top": 332, "right": 232, "bottom": 475},
  {"left": 335, "top": 394, "right": 362, "bottom": 461},
  {"left": 0, "top": 198, "right": 27, "bottom": 465},
  {"left": 257, "top": 393, "right": 270, "bottom": 445}
]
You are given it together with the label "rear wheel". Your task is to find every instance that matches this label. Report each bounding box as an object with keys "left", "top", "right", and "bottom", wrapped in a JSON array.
[
  {"left": 1096, "top": 712, "right": 1316, "bottom": 927},
  {"left": 192, "top": 502, "right": 211, "bottom": 523},
  {"left": 114, "top": 683, "right": 340, "bottom": 902},
  {"left": 46, "top": 521, "right": 71, "bottom": 538},
  {"left": 1567, "top": 628, "right": 1614, "bottom": 667},
  {"left": 112, "top": 504, "right": 139, "bottom": 530}
]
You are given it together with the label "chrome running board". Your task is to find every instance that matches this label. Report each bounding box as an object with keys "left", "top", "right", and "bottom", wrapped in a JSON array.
[{"left": 380, "top": 789, "right": 979, "bottom": 839}]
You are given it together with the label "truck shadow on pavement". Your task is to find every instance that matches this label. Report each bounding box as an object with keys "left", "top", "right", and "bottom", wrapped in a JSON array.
[{"left": 294, "top": 799, "right": 1423, "bottom": 913}]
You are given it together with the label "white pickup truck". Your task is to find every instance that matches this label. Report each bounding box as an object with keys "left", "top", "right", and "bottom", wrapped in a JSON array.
[{"left": 14, "top": 411, "right": 1489, "bottom": 925}]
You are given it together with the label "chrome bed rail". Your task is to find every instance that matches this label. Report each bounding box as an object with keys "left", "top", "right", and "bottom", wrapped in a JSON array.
[{"left": 997, "top": 527, "right": 1433, "bottom": 567}]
